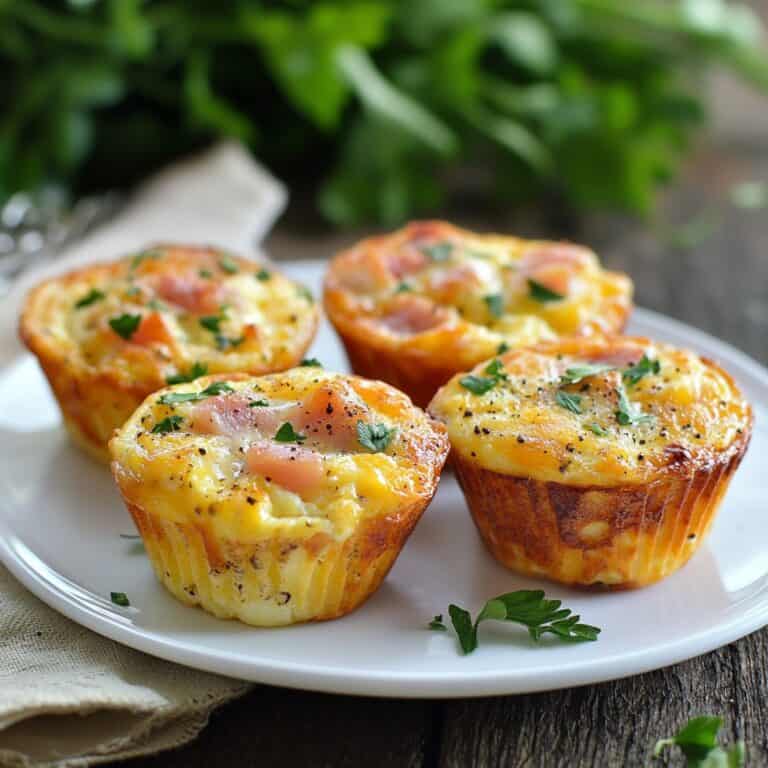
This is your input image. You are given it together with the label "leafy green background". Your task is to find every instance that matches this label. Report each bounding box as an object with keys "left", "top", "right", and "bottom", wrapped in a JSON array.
[{"left": 2, "top": 0, "right": 767, "bottom": 226}]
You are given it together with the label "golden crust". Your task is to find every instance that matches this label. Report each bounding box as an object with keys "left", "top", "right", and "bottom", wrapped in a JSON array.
[
  {"left": 109, "top": 369, "right": 449, "bottom": 625},
  {"left": 430, "top": 335, "right": 753, "bottom": 587},
  {"left": 20, "top": 245, "right": 319, "bottom": 462},
  {"left": 324, "top": 220, "right": 633, "bottom": 407},
  {"left": 452, "top": 436, "right": 748, "bottom": 588}
]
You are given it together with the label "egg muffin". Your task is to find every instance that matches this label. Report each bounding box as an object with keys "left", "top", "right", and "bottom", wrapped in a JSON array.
[
  {"left": 19, "top": 245, "right": 319, "bottom": 462},
  {"left": 428, "top": 336, "right": 752, "bottom": 588},
  {"left": 324, "top": 220, "right": 632, "bottom": 407},
  {"left": 109, "top": 367, "right": 449, "bottom": 626}
]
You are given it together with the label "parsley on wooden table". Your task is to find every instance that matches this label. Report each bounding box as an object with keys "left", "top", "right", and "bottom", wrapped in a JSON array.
[
  {"left": 654, "top": 715, "right": 745, "bottom": 767},
  {"left": 434, "top": 590, "right": 600, "bottom": 654}
]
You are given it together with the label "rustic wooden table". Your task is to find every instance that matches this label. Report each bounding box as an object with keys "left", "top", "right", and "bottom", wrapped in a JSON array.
[{"left": 123, "top": 134, "right": 768, "bottom": 767}]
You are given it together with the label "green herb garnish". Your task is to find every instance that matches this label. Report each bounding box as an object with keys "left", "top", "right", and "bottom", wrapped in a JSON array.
[
  {"left": 109, "top": 313, "right": 141, "bottom": 340},
  {"left": 299, "top": 358, "right": 323, "bottom": 368},
  {"left": 248, "top": 399, "right": 269, "bottom": 407},
  {"left": 298, "top": 286, "right": 314, "bottom": 303},
  {"left": 395, "top": 281, "right": 412, "bottom": 293},
  {"left": 443, "top": 590, "right": 600, "bottom": 655},
  {"left": 460, "top": 358, "right": 507, "bottom": 395},
  {"left": 587, "top": 422, "right": 608, "bottom": 436},
  {"left": 219, "top": 254, "right": 239, "bottom": 274},
  {"left": 484, "top": 293, "right": 504, "bottom": 318},
  {"left": 615, "top": 385, "right": 652, "bottom": 426},
  {"left": 158, "top": 381, "right": 233, "bottom": 405},
  {"left": 420, "top": 242, "right": 453, "bottom": 262},
  {"left": 119, "top": 533, "right": 142, "bottom": 540},
  {"left": 497, "top": 341, "right": 510, "bottom": 355},
  {"left": 110, "top": 592, "right": 130, "bottom": 607},
  {"left": 357, "top": 421, "right": 396, "bottom": 452},
  {"left": 215, "top": 334, "right": 245, "bottom": 350},
  {"left": 555, "top": 390, "right": 582, "bottom": 414},
  {"left": 75, "top": 288, "right": 105, "bottom": 309},
  {"left": 528, "top": 279, "right": 564, "bottom": 303},
  {"left": 561, "top": 364, "right": 613, "bottom": 385},
  {"left": 151, "top": 414, "right": 184, "bottom": 434},
  {"left": 200, "top": 315, "right": 222, "bottom": 333},
  {"left": 255, "top": 268, "right": 271, "bottom": 281},
  {"left": 165, "top": 362, "right": 208, "bottom": 385},
  {"left": 130, "top": 248, "right": 162, "bottom": 271},
  {"left": 274, "top": 422, "right": 306, "bottom": 443},
  {"left": 654, "top": 716, "right": 745, "bottom": 767},
  {"left": 199, "top": 269, "right": 213, "bottom": 279},
  {"left": 623, "top": 354, "right": 660, "bottom": 386},
  {"left": 428, "top": 614, "right": 447, "bottom": 632}
]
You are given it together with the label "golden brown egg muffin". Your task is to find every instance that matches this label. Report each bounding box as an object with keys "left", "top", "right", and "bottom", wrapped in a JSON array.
[
  {"left": 428, "top": 336, "right": 752, "bottom": 588},
  {"left": 20, "top": 245, "right": 319, "bottom": 462},
  {"left": 324, "top": 221, "right": 632, "bottom": 407},
  {"left": 109, "top": 367, "right": 449, "bottom": 626}
]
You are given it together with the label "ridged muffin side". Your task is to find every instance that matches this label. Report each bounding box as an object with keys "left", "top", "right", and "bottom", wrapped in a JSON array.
[
  {"left": 110, "top": 369, "right": 449, "bottom": 625},
  {"left": 429, "top": 336, "right": 753, "bottom": 588}
]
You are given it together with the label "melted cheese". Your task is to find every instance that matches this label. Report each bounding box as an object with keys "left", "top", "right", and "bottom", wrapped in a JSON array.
[
  {"left": 110, "top": 369, "right": 449, "bottom": 543},
  {"left": 24, "top": 245, "right": 318, "bottom": 388},
  {"left": 324, "top": 221, "right": 633, "bottom": 370},
  {"left": 428, "top": 337, "right": 752, "bottom": 487}
]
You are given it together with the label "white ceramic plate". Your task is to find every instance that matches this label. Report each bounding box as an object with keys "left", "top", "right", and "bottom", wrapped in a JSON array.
[{"left": 1, "top": 261, "right": 766, "bottom": 698}]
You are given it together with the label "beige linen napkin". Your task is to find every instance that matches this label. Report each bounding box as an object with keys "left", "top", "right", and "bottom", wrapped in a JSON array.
[{"left": 0, "top": 141, "right": 287, "bottom": 766}]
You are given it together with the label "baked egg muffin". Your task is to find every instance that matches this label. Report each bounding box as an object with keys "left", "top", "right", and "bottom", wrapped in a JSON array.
[
  {"left": 428, "top": 336, "right": 752, "bottom": 588},
  {"left": 324, "top": 220, "right": 632, "bottom": 407},
  {"left": 19, "top": 245, "right": 319, "bottom": 462},
  {"left": 109, "top": 367, "right": 449, "bottom": 626}
]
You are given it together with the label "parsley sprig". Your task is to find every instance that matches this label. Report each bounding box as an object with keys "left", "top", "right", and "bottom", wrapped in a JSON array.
[
  {"left": 299, "top": 358, "right": 323, "bottom": 368},
  {"left": 460, "top": 358, "right": 508, "bottom": 395},
  {"left": 555, "top": 390, "right": 582, "bottom": 414},
  {"left": 110, "top": 591, "right": 130, "bottom": 607},
  {"left": 561, "top": 363, "right": 614, "bottom": 384},
  {"left": 151, "top": 414, "right": 183, "bottom": 434},
  {"left": 483, "top": 293, "right": 504, "bottom": 318},
  {"left": 654, "top": 716, "right": 745, "bottom": 767},
  {"left": 218, "top": 254, "right": 239, "bottom": 274},
  {"left": 420, "top": 242, "right": 453, "bottom": 262},
  {"left": 615, "top": 384, "right": 652, "bottom": 426},
  {"left": 158, "top": 381, "right": 233, "bottom": 405},
  {"left": 357, "top": 421, "right": 396, "bottom": 452},
  {"left": 442, "top": 590, "right": 600, "bottom": 654},
  {"left": 255, "top": 268, "right": 271, "bottom": 281}
]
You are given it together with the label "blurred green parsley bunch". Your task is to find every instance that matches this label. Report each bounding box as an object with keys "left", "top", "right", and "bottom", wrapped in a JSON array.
[{"left": 2, "top": 0, "right": 767, "bottom": 226}]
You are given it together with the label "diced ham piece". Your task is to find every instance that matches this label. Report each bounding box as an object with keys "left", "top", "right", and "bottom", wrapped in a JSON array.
[
  {"left": 246, "top": 441, "right": 324, "bottom": 496},
  {"left": 293, "top": 383, "right": 369, "bottom": 452},
  {"left": 378, "top": 296, "right": 449, "bottom": 336},
  {"left": 131, "top": 312, "right": 175, "bottom": 347},
  {"left": 589, "top": 347, "right": 646, "bottom": 368},
  {"left": 190, "top": 393, "right": 295, "bottom": 436},
  {"left": 385, "top": 247, "right": 428, "bottom": 279},
  {"left": 428, "top": 263, "right": 482, "bottom": 298},
  {"left": 519, "top": 244, "right": 593, "bottom": 274},
  {"left": 154, "top": 272, "right": 225, "bottom": 315}
]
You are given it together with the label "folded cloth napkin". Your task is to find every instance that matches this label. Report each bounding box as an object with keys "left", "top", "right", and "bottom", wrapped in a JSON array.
[{"left": 0, "top": 141, "right": 287, "bottom": 767}]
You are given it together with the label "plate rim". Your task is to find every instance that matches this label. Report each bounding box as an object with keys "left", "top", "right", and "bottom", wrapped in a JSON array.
[{"left": 1, "top": 281, "right": 767, "bottom": 697}]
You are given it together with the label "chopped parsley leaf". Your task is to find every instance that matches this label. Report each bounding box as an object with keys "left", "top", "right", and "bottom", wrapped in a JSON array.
[
  {"left": 248, "top": 399, "right": 269, "bottom": 407},
  {"left": 357, "top": 421, "right": 396, "bottom": 452},
  {"left": 298, "top": 285, "right": 314, "bottom": 303},
  {"left": 130, "top": 248, "right": 162, "bottom": 271},
  {"left": 623, "top": 354, "right": 661, "bottom": 386},
  {"left": 199, "top": 269, "right": 213, "bottom": 279},
  {"left": 420, "top": 242, "right": 453, "bottom": 262},
  {"left": 555, "top": 390, "right": 582, "bottom": 414},
  {"left": 561, "top": 363, "right": 614, "bottom": 385},
  {"left": 395, "top": 281, "right": 412, "bottom": 293},
  {"left": 299, "top": 358, "right": 323, "bottom": 368},
  {"left": 165, "top": 362, "right": 208, "bottom": 385},
  {"left": 109, "top": 313, "right": 141, "bottom": 340},
  {"left": 587, "top": 422, "right": 608, "bottom": 436},
  {"left": 428, "top": 614, "right": 447, "bottom": 631},
  {"left": 200, "top": 315, "right": 222, "bottom": 333},
  {"left": 110, "top": 592, "right": 130, "bottom": 607},
  {"left": 219, "top": 254, "right": 239, "bottom": 274},
  {"left": 159, "top": 381, "right": 233, "bottom": 405},
  {"left": 484, "top": 293, "right": 504, "bottom": 318},
  {"left": 75, "top": 288, "right": 105, "bottom": 309},
  {"left": 151, "top": 414, "right": 184, "bottom": 434},
  {"left": 460, "top": 358, "right": 507, "bottom": 395},
  {"left": 497, "top": 341, "right": 510, "bottom": 354},
  {"left": 528, "top": 278, "right": 564, "bottom": 303},
  {"left": 215, "top": 334, "right": 244, "bottom": 350},
  {"left": 274, "top": 422, "right": 306, "bottom": 443},
  {"left": 255, "top": 268, "right": 271, "bottom": 282},
  {"left": 615, "top": 385, "right": 652, "bottom": 426}
]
